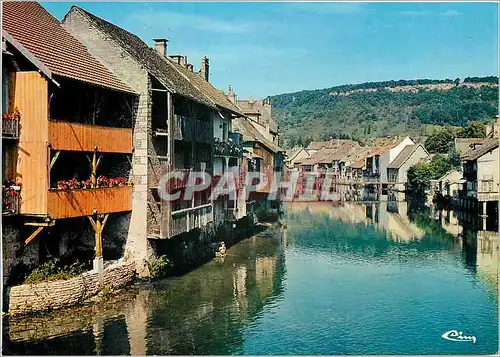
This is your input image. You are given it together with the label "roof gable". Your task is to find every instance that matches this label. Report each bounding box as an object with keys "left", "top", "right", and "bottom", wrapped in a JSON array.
[
  {"left": 387, "top": 144, "right": 428, "bottom": 169},
  {"left": 3, "top": 2, "right": 134, "bottom": 94}
]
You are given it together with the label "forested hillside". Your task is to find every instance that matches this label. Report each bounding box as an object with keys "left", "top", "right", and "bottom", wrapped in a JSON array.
[{"left": 270, "top": 77, "right": 498, "bottom": 148}]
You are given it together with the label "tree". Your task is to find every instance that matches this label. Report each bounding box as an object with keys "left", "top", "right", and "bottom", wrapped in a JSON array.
[
  {"left": 428, "top": 155, "right": 455, "bottom": 179},
  {"left": 457, "top": 121, "right": 486, "bottom": 138},
  {"left": 408, "top": 154, "right": 456, "bottom": 196},
  {"left": 408, "top": 162, "right": 433, "bottom": 193},
  {"left": 424, "top": 128, "right": 455, "bottom": 154}
]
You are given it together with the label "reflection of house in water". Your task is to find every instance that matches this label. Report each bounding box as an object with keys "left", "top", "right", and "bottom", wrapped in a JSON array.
[
  {"left": 5, "top": 229, "right": 286, "bottom": 355},
  {"left": 375, "top": 201, "right": 424, "bottom": 242},
  {"left": 462, "top": 229, "right": 498, "bottom": 288},
  {"left": 476, "top": 231, "right": 498, "bottom": 287},
  {"left": 431, "top": 208, "right": 463, "bottom": 237},
  {"left": 285, "top": 201, "right": 423, "bottom": 242},
  {"left": 255, "top": 257, "right": 278, "bottom": 300}
]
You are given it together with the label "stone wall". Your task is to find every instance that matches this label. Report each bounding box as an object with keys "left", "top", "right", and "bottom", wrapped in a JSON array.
[
  {"left": 63, "top": 9, "right": 154, "bottom": 277},
  {"left": 7, "top": 260, "right": 135, "bottom": 315}
]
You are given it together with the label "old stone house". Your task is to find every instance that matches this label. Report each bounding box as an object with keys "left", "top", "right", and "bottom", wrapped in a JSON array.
[
  {"left": 365, "top": 137, "right": 415, "bottom": 182},
  {"left": 232, "top": 94, "right": 279, "bottom": 145},
  {"left": 63, "top": 6, "right": 247, "bottom": 276},
  {"left": 386, "top": 143, "right": 429, "bottom": 191},
  {"left": 462, "top": 137, "right": 499, "bottom": 224},
  {"left": 285, "top": 147, "right": 311, "bottom": 169}
]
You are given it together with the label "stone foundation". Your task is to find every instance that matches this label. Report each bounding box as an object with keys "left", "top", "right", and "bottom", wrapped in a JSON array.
[{"left": 7, "top": 260, "right": 135, "bottom": 315}]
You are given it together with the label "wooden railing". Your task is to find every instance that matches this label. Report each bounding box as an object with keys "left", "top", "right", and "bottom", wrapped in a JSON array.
[
  {"left": 169, "top": 204, "right": 213, "bottom": 237},
  {"left": 48, "top": 121, "right": 133, "bottom": 153},
  {"left": 2, "top": 117, "right": 19, "bottom": 139},
  {"left": 47, "top": 186, "right": 132, "bottom": 219}
]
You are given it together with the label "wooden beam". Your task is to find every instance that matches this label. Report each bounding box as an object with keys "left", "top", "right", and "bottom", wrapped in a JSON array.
[
  {"left": 100, "top": 213, "right": 109, "bottom": 231},
  {"left": 25, "top": 227, "right": 44, "bottom": 245},
  {"left": 24, "top": 221, "right": 55, "bottom": 227},
  {"left": 50, "top": 151, "right": 61, "bottom": 169},
  {"left": 88, "top": 216, "right": 97, "bottom": 230}
]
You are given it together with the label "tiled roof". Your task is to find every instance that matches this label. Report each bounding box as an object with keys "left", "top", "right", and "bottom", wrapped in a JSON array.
[
  {"left": 366, "top": 145, "right": 394, "bottom": 157},
  {"left": 3, "top": 2, "right": 134, "bottom": 94},
  {"left": 350, "top": 159, "right": 366, "bottom": 169},
  {"left": 299, "top": 149, "right": 335, "bottom": 166},
  {"left": 463, "top": 138, "right": 499, "bottom": 161},
  {"left": 345, "top": 147, "right": 372, "bottom": 167},
  {"left": 167, "top": 59, "right": 244, "bottom": 116},
  {"left": 233, "top": 118, "right": 284, "bottom": 153},
  {"left": 305, "top": 139, "right": 357, "bottom": 151},
  {"left": 70, "top": 6, "right": 215, "bottom": 108},
  {"left": 387, "top": 145, "right": 416, "bottom": 169},
  {"left": 286, "top": 147, "right": 306, "bottom": 162},
  {"left": 454, "top": 138, "right": 485, "bottom": 157},
  {"left": 387, "top": 144, "right": 428, "bottom": 169}
]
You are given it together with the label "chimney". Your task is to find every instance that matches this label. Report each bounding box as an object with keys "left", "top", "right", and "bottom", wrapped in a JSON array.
[
  {"left": 228, "top": 85, "right": 236, "bottom": 104},
  {"left": 169, "top": 55, "right": 184, "bottom": 65},
  {"left": 153, "top": 38, "right": 168, "bottom": 57},
  {"left": 200, "top": 56, "right": 209, "bottom": 82}
]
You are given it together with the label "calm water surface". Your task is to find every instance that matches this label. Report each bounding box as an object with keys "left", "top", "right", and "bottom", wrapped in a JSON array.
[{"left": 4, "top": 201, "right": 498, "bottom": 355}]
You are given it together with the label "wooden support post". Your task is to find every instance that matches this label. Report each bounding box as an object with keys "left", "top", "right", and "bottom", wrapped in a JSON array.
[
  {"left": 88, "top": 213, "right": 109, "bottom": 283},
  {"left": 88, "top": 214, "right": 109, "bottom": 258},
  {"left": 87, "top": 147, "right": 103, "bottom": 188}
]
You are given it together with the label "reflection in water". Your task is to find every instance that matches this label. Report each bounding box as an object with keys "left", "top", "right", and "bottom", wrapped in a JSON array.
[{"left": 3, "top": 202, "right": 498, "bottom": 355}]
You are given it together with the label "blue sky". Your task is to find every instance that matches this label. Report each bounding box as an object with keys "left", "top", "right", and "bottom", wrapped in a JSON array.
[{"left": 43, "top": 2, "right": 498, "bottom": 98}]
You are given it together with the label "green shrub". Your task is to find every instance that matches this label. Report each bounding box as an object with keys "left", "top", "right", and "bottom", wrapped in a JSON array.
[
  {"left": 148, "top": 255, "right": 172, "bottom": 279},
  {"left": 24, "top": 259, "right": 88, "bottom": 285}
]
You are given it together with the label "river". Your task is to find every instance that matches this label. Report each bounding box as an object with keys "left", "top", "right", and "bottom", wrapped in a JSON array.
[{"left": 3, "top": 201, "right": 498, "bottom": 355}]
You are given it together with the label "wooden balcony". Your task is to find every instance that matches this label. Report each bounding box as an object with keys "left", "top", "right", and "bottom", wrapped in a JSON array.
[
  {"left": 48, "top": 121, "right": 133, "bottom": 153},
  {"left": 47, "top": 186, "right": 132, "bottom": 219},
  {"left": 173, "top": 115, "right": 212, "bottom": 144},
  {"left": 161, "top": 204, "right": 213, "bottom": 238}
]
